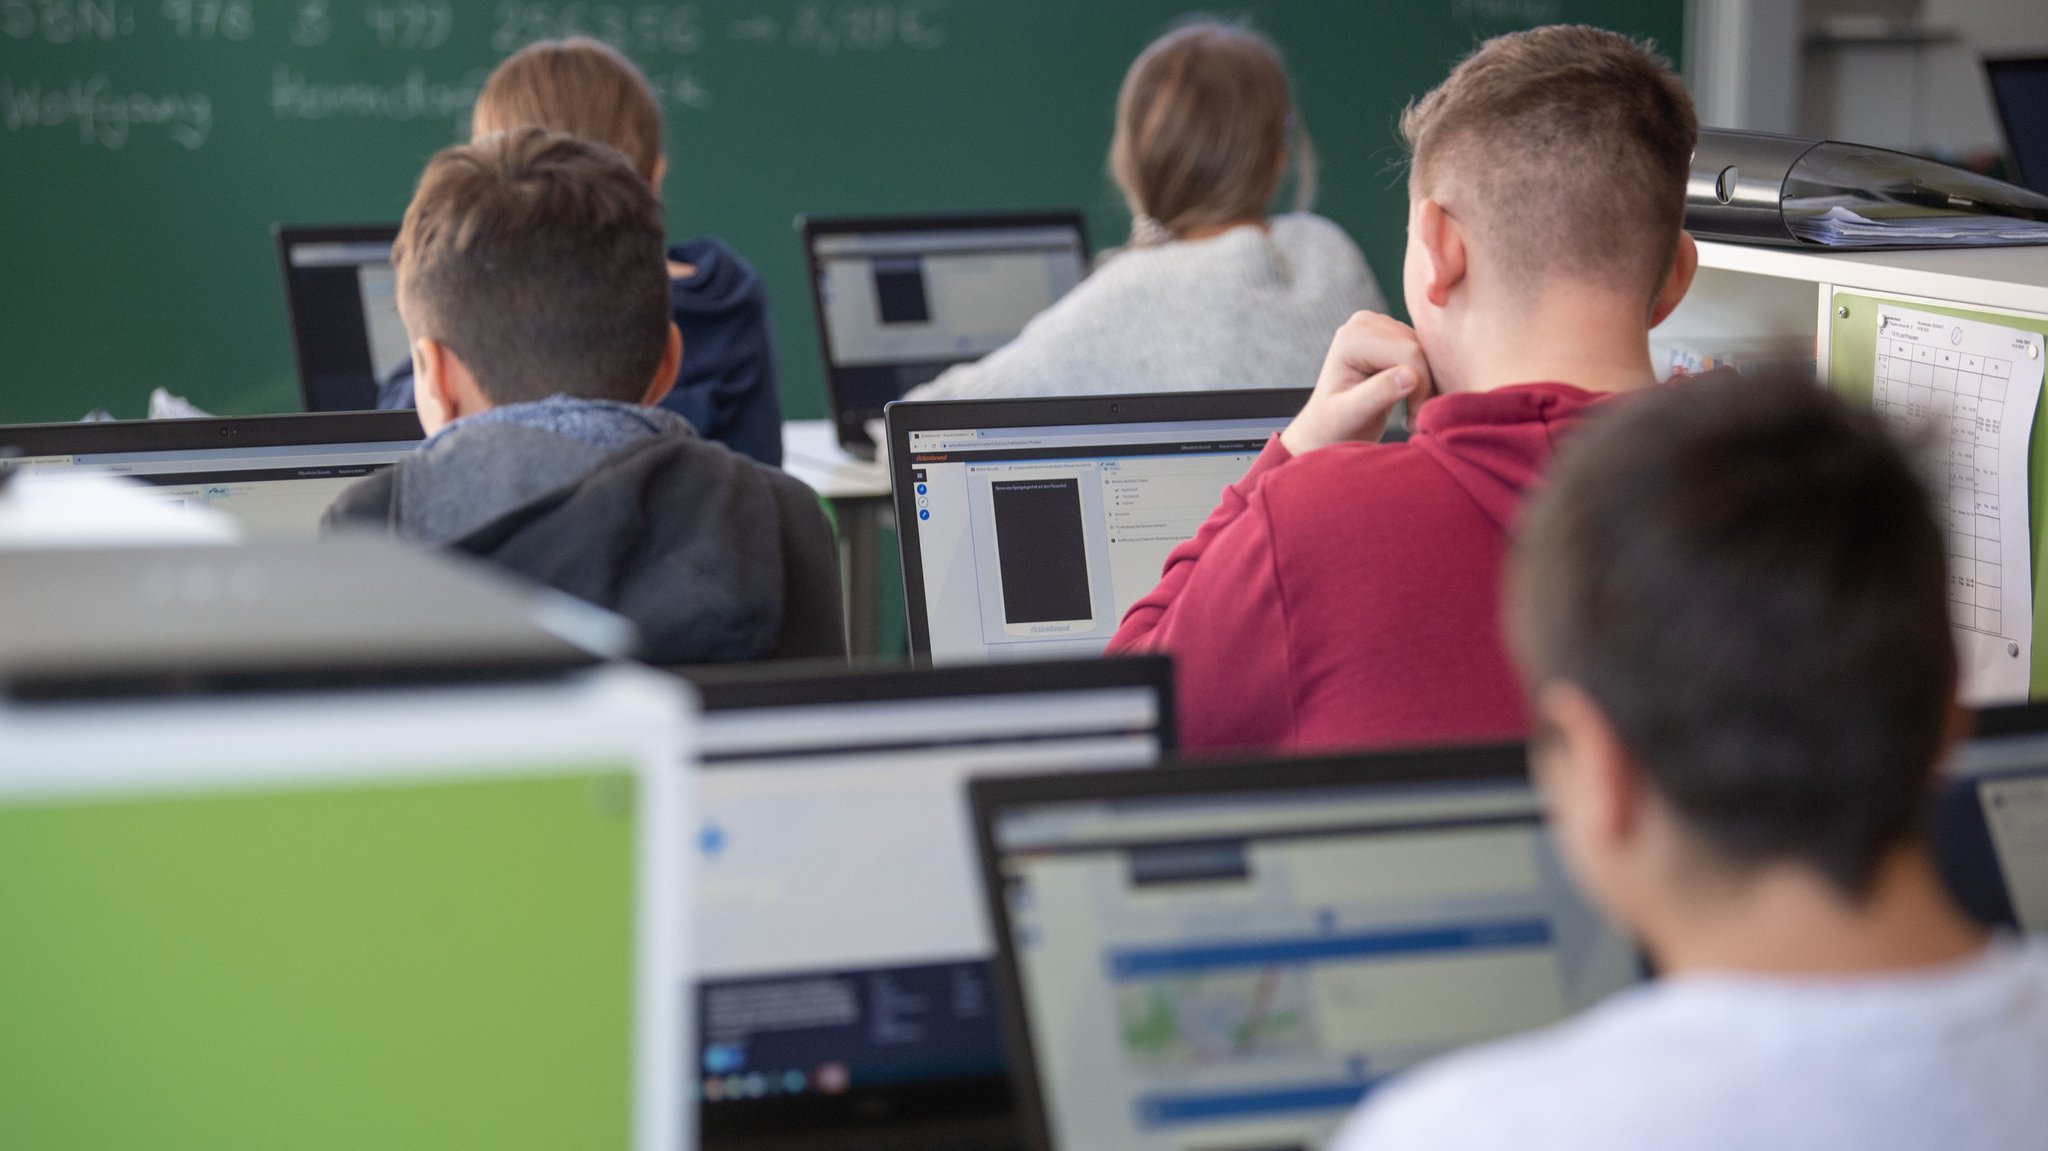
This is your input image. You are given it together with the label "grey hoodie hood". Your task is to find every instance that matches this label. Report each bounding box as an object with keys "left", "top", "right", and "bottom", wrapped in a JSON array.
[{"left": 324, "top": 400, "right": 843, "bottom": 665}]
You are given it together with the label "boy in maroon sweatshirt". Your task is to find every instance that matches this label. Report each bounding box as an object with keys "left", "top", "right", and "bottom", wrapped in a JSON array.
[{"left": 1109, "top": 26, "right": 1701, "bottom": 753}]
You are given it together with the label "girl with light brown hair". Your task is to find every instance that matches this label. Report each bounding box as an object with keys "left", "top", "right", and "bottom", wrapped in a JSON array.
[{"left": 909, "top": 19, "right": 1384, "bottom": 401}]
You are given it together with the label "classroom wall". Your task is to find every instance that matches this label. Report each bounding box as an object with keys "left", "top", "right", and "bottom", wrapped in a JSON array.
[
  {"left": 1801, "top": 0, "right": 2048, "bottom": 158},
  {"left": 0, "top": 2, "right": 1684, "bottom": 427},
  {"left": 1920, "top": 0, "right": 2048, "bottom": 151},
  {"left": 1689, "top": 0, "right": 1801, "bottom": 133}
]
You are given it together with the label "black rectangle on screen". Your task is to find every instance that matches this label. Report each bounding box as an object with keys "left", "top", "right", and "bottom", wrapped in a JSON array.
[
  {"left": 991, "top": 479, "right": 1090, "bottom": 624},
  {"left": 872, "top": 257, "right": 931, "bottom": 325}
]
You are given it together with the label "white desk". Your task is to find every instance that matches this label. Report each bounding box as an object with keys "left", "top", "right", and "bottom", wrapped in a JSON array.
[
  {"left": 1659, "top": 241, "right": 2048, "bottom": 367},
  {"left": 781, "top": 419, "right": 892, "bottom": 657}
]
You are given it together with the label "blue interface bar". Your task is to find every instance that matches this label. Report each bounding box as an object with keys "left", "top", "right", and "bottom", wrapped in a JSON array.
[
  {"left": 1108, "top": 919, "right": 1551, "bottom": 979},
  {"left": 1138, "top": 1080, "right": 1377, "bottom": 1126}
]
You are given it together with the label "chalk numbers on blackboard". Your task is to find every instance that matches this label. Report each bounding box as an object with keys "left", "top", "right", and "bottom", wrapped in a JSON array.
[
  {"left": 160, "top": 0, "right": 253, "bottom": 40},
  {"left": 291, "top": 0, "right": 330, "bottom": 45},
  {"left": 366, "top": 2, "right": 452, "bottom": 49},
  {"left": 492, "top": 5, "right": 704, "bottom": 56}
]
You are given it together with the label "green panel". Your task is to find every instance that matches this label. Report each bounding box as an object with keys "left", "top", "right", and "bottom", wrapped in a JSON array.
[
  {"left": 1827, "top": 291, "right": 2048, "bottom": 697},
  {"left": 0, "top": 768, "right": 639, "bottom": 1151},
  {"left": 0, "top": 0, "right": 1683, "bottom": 425},
  {"left": 880, "top": 516, "right": 906, "bottom": 655}
]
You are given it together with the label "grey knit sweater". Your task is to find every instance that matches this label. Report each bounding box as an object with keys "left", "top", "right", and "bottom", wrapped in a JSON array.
[{"left": 905, "top": 213, "right": 1385, "bottom": 401}]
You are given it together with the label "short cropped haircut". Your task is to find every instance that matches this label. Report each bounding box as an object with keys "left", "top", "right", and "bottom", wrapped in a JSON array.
[
  {"left": 1510, "top": 376, "right": 1956, "bottom": 898},
  {"left": 1110, "top": 20, "right": 1313, "bottom": 240},
  {"left": 394, "top": 126, "right": 670, "bottom": 406},
  {"left": 1402, "top": 25, "right": 1696, "bottom": 301},
  {"left": 473, "top": 37, "right": 663, "bottom": 183}
]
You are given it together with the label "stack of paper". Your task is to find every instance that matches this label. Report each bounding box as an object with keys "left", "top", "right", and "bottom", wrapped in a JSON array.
[{"left": 1788, "top": 205, "right": 2048, "bottom": 248}]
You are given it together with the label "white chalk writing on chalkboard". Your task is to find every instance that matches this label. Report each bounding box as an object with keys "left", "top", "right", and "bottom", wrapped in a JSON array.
[
  {"left": 2, "top": 1, "right": 131, "bottom": 42},
  {"left": 786, "top": 0, "right": 946, "bottom": 52},
  {"left": 1, "top": 76, "right": 212, "bottom": 148},
  {"left": 486, "top": 2, "right": 948, "bottom": 56},
  {"left": 161, "top": 0, "right": 255, "bottom": 41},
  {"left": 492, "top": 3, "right": 704, "bottom": 54},
  {"left": 291, "top": 0, "right": 332, "bottom": 45},
  {"left": 646, "top": 67, "right": 709, "bottom": 109},
  {"left": 1452, "top": 0, "right": 1562, "bottom": 22},
  {"left": 0, "top": 0, "right": 275, "bottom": 42},
  {"left": 271, "top": 65, "right": 486, "bottom": 123},
  {"left": 365, "top": 2, "right": 451, "bottom": 50},
  {"left": 0, "top": 1, "right": 955, "bottom": 148}
]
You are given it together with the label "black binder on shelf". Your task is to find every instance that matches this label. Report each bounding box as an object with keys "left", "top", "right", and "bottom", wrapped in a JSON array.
[{"left": 1686, "top": 128, "right": 2048, "bottom": 250}]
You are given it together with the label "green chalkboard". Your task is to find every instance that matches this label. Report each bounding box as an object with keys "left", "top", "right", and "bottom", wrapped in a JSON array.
[
  {"left": 0, "top": 0, "right": 1683, "bottom": 424},
  {"left": 1828, "top": 291, "right": 2048, "bottom": 698}
]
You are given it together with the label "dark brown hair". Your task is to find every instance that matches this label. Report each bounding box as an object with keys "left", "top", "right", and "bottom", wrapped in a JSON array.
[
  {"left": 1510, "top": 375, "right": 1956, "bottom": 899},
  {"left": 1110, "top": 20, "right": 1312, "bottom": 241},
  {"left": 1401, "top": 25, "right": 1696, "bottom": 299},
  {"left": 473, "top": 37, "right": 663, "bottom": 183},
  {"left": 394, "top": 126, "right": 670, "bottom": 405}
]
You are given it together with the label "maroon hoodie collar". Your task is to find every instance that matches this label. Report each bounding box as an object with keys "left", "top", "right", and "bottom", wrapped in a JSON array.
[{"left": 1408, "top": 382, "right": 1616, "bottom": 531}]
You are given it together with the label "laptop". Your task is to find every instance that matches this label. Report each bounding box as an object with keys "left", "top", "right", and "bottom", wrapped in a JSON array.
[
  {"left": 0, "top": 659, "right": 691, "bottom": 1151},
  {"left": 0, "top": 538, "right": 628, "bottom": 696},
  {"left": 970, "top": 744, "right": 1647, "bottom": 1151},
  {"left": 677, "top": 655, "right": 1174, "bottom": 1151},
  {"left": 1936, "top": 702, "right": 2048, "bottom": 930},
  {"left": 800, "top": 212, "right": 1091, "bottom": 456},
  {"left": 275, "top": 223, "right": 409, "bottom": 412},
  {"left": 1, "top": 410, "right": 423, "bottom": 538},
  {"left": 886, "top": 389, "right": 1308, "bottom": 663},
  {"left": 1986, "top": 57, "right": 2048, "bottom": 194}
]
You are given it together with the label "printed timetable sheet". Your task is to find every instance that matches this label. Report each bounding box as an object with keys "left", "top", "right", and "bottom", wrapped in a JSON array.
[{"left": 1872, "top": 305, "right": 2046, "bottom": 704}]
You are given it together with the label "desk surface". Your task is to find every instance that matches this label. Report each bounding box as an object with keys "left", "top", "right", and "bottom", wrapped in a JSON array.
[{"left": 782, "top": 420, "right": 891, "bottom": 500}]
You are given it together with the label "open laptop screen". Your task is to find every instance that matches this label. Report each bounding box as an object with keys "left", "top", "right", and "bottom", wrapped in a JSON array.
[
  {"left": 1986, "top": 57, "right": 2048, "bottom": 193},
  {"left": 889, "top": 390, "right": 1306, "bottom": 662},
  {"left": 972, "top": 747, "right": 1644, "bottom": 1151},
  {"left": 1, "top": 412, "right": 422, "bottom": 538},
  {"left": 275, "top": 223, "right": 409, "bottom": 412},
  {"left": 684, "top": 657, "right": 1172, "bottom": 1150},
  {"left": 1937, "top": 703, "right": 2048, "bottom": 930},
  {"left": 0, "top": 667, "right": 689, "bottom": 1151},
  {"left": 802, "top": 213, "right": 1090, "bottom": 453}
]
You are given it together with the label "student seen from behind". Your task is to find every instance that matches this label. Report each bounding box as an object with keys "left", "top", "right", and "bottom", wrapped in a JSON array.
[
  {"left": 1110, "top": 26, "right": 1699, "bottom": 752},
  {"left": 376, "top": 37, "right": 785, "bottom": 469},
  {"left": 326, "top": 127, "right": 843, "bottom": 665},
  {"left": 904, "top": 19, "right": 1384, "bottom": 401},
  {"left": 1338, "top": 374, "right": 2048, "bottom": 1151}
]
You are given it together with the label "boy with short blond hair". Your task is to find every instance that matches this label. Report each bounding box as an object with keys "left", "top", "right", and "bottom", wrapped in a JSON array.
[
  {"left": 326, "top": 127, "right": 840, "bottom": 664},
  {"left": 1109, "top": 25, "right": 1699, "bottom": 753}
]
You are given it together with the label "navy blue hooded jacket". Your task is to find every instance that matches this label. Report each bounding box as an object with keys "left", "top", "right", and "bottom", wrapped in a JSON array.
[
  {"left": 660, "top": 236, "right": 782, "bottom": 467},
  {"left": 377, "top": 234, "right": 783, "bottom": 468}
]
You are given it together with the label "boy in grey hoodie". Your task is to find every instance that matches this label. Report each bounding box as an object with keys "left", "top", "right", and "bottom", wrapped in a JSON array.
[{"left": 325, "top": 126, "right": 841, "bottom": 664}]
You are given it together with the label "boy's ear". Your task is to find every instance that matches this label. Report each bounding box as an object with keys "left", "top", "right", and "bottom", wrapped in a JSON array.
[
  {"left": 411, "top": 337, "right": 459, "bottom": 435},
  {"left": 638, "top": 322, "right": 682, "bottom": 409},
  {"left": 651, "top": 155, "right": 668, "bottom": 193},
  {"left": 1536, "top": 682, "right": 1644, "bottom": 851},
  {"left": 1413, "top": 197, "right": 1467, "bottom": 310},
  {"left": 1648, "top": 232, "right": 1699, "bottom": 329}
]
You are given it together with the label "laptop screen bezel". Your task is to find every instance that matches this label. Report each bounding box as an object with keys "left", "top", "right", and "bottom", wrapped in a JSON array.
[
  {"left": 672, "top": 655, "right": 1175, "bottom": 1150},
  {"left": 0, "top": 409, "right": 423, "bottom": 459},
  {"left": 272, "top": 222, "right": 404, "bottom": 413},
  {"left": 798, "top": 211, "right": 1093, "bottom": 453},
  {"left": 969, "top": 742, "right": 1541, "bottom": 1151},
  {"left": 884, "top": 388, "right": 1310, "bottom": 662}
]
